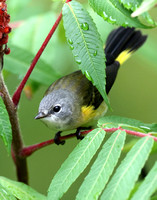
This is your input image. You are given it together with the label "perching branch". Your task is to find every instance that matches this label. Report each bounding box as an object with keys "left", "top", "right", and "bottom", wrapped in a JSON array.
[{"left": 20, "top": 127, "right": 157, "bottom": 158}]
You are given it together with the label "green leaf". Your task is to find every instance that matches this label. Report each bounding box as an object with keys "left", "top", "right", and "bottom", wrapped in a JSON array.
[
  {"left": 0, "top": 97, "right": 12, "bottom": 153},
  {"left": 139, "top": 12, "right": 157, "bottom": 27},
  {"left": 151, "top": 142, "right": 157, "bottom": 154},
  {"left": 124, "top": 139, "right": 157, "bottom": 154},
  {"left": 123, "top": 139, "right": 138, "bottom": 153},
  {"left": 0, "top": 184, "right": 16, "bottom": 200},
  {"left": 128, "top": 181, "right": 142, "bottom": 199},
  {"left": 76, "top": 130, "right": 126, "bottom": 200},
  {"left": 131, "top": 0, "right": 157, "bottom": 17},
  {"left": 0, "top": 177, "right": 46, "bottom": 200},
  {"left": 62, "top": 1, "right": 110, "bottom": 108},
  {"left": 89, "top": 0, "right": 148, "bottom": 28},
  {"left": 131, "top": 161, "right": 157, "bottom": 200},
  {"left": 47, "top": 128, "right": 106, "bottom": 200},
  {"left": 100, "top": 137, "right": 154, "bottom": 200},
  {"left": 119, "top": 0, "right": 156, "bottom": 27},
  {"left": 4, "top": 44, "right": 60, "bottom": 86},
  {"left": 98, "top": 115, "right": 157, "bottom": 133},
  {"left": 119, "top": 0, "right": 142, "bottom": 10}
]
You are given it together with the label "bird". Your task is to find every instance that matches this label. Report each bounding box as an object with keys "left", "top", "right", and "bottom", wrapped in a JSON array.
[{"left": 35, "top": 26, "right": 147, "bottom": 145}]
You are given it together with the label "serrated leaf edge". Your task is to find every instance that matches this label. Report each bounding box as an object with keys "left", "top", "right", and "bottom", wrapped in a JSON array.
[
  {"left": 107, "top": 136, "right": 153, "bottom": 199},
  {"left": 64, "top": 2, "right": 109, "bottom": 107},
  {"left": 48, "top": 128, "right": 105, "bottom": 199},
  {"left": 83, "top": 130, "right": 125, "bottom": 199}
]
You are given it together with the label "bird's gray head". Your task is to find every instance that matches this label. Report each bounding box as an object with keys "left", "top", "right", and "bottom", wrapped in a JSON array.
[{"left": 35, "top": 89, "right": 79, "bottom": 131}]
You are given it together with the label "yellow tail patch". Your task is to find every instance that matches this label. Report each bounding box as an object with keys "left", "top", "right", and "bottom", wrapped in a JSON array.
[{"left": 116, "top": 50, "right": 132, "bottom": 65}]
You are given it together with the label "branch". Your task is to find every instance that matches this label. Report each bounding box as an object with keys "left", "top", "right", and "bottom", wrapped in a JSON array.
[
  {"left": 20, "top": 127, "right": 157, "bottom": 158},
  {"left": 0, "top": 1, "right": 28, "bottom": 184},
  {"left": 12, "top": 0, "right": 72, "bottom": 107},
  {"left": 12, "top": 12, "right": 62, "bottom": 107},
  {"left": 20, "top": 132, "right": 84, "bottom": 157},
  {"left": 0, "top": 73, "right": 28, "bottom": 184}
]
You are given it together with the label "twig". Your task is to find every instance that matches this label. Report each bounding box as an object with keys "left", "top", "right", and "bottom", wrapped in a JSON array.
[
  {"left": 12, "top": 12, "right": 62, "bottom": 107},
  {"left": 21, "top": 127, "right": 157, "bottom": 158},
  {"left": 12, "top": 0, "right": 72, "bottom": 107},
  {"left": 104, "top": 127, "right": 157, "bottom": 141}
]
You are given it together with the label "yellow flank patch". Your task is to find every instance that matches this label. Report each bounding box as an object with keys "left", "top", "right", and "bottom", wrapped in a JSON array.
[
  {"left": 116, "top": 50, "right": 132, "bottom": 65},
  {"left": 81, "top": 102, "right": 108, "bottom": 126},
  {"left": 81, "top": 105, "right": 95, "bottom": 123}
]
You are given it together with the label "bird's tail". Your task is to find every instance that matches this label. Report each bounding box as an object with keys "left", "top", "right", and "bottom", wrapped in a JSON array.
[
  {"left": 105, "top": 27, "right": 147, "bottom": 94},
  {"left": 105, "top": 27, "right": 147, "bottom": 65}
]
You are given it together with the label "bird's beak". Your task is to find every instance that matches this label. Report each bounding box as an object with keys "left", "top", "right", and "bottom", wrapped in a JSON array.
[{"left": 35, "top": 112, "right": 48, "bottom": 120}]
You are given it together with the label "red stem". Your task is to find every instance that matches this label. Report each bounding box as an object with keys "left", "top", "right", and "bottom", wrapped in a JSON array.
[
  {"left": 105, "top": 128, "right": 157, "bottom": 141},
  {"left": 20, "top": 127, "right": 157, "bottom": 158},
  {"left": 20, "top": 133, "right": 78, "bottom": 157},
  {"left": 12, "top": 0, "right": 72, "bottom": 107},
  {"left": 12, "top": 12, "right": 62, "bottom": 106}
]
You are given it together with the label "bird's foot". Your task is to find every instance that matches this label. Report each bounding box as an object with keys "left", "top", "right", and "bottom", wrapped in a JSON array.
[
  {"left": 75, "top": 127, "right": 92, "bottom": 140},
  {"left": 54, "top": 131, "right": 65, "bottom": 145}
]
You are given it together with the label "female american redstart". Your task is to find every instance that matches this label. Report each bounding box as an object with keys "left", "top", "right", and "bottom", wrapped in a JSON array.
[{"left": 35, "top": 27, "right": 147, "bottom": 145}]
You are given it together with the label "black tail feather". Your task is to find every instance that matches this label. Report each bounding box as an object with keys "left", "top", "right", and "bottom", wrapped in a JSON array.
[
  {"left": 105, "top": 27, "right": 147, "bottom": 65},
  {"left": 106, "top": 61, "right": 120, "bottom": 94},
  {"left": 105, "top": 26, "right": 147, "bottom": 94}
]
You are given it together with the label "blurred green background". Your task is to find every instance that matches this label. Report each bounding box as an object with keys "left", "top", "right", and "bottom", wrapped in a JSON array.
[{"left": 0, "top": 0, "right": 157, "bottom": 198}]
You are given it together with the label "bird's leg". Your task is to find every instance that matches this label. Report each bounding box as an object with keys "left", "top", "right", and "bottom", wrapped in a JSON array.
[
  {"left": 75, "top": 128, "right": 84, "bottom": 140},
  {"left": 75, "top": 126, "right": 92, "bottom": 140},
  {"left": 54, "top": 131, "right": 65, "bottom": 145}
]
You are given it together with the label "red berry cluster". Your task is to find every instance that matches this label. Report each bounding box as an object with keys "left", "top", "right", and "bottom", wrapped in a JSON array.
[{"left": 0, "top": 0, "right": 11, "bottom": 54}]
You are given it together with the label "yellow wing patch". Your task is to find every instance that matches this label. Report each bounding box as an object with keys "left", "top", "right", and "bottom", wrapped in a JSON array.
[{"left": 116, "top": 50, "right": 132, "bottom": 65}]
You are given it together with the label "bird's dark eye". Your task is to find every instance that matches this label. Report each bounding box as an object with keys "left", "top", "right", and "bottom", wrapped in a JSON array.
[{"left": 53, "top": 105, "right": 61, "bottom": 112}]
